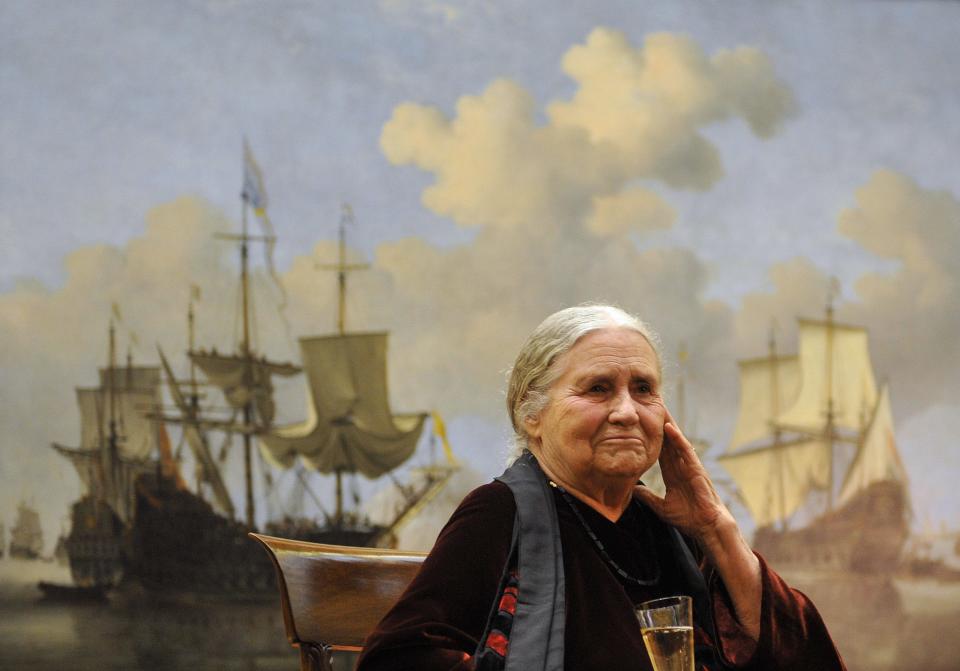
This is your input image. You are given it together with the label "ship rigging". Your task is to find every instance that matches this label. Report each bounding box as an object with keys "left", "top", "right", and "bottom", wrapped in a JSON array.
[
  {"left": 49, "top": 141, "right": 457, "bottom": 598},
  {"left": 718, "top": 291, "right": 909, "bottom": 573}
]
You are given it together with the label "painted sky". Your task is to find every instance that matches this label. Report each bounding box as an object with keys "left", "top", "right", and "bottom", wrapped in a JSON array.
[{"left": 1, "top": 0, "right": 958, "bottom": 549}]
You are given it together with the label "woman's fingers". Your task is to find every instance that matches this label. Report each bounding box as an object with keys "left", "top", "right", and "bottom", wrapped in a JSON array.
[
  {"left": 664, "top": 421, "right": 698, "bottom": 462},
  {"left": 653, "top": 410, "right": 732, "bottom": 536},
  {"left": 661, "top": 422, "right": 700, "bottom": 483}
]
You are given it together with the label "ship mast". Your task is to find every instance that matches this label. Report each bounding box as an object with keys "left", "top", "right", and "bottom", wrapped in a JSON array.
[
  {"left": 768, "top": 323, "right": 787, "bottom": 530},
  {"left": 241, "top": 205, "right": 254, "bottom": 530},
  {"left": 319, "top": 204, "right": 369, "bottom": 336},
  {"left": 824, "top": 279, "right": 838, "bottom": 512},
  {"left": 214, "top": 204, "right": 275, "bottom": 529},
  {"left": 317, "top": 203, "right": 369, "bottom": 526},
  {"left": 107, "top": 319, "right": 120, "bottom": 514},
  {"left": 155, "top": 142, "right": 300, "bottom": 528},
  {"left": 187, "top": 293, "right": 203, "bottom": 499}
]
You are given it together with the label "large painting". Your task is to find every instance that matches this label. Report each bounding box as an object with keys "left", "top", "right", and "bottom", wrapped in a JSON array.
[{"left": 1, "top": 2, "right": 958, "bottom": 669}]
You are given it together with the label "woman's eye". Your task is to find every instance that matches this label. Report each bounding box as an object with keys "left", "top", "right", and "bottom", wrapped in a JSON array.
[{"left": 589, "top": 384, "right": 607, "bottom": 393}]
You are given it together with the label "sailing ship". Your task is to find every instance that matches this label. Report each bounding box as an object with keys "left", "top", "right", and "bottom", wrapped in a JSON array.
[
  {"left": 718, "top": 301, "right": 910, "bottom": 574},
  {"left": 50, "top": 329, "right": 165, "bottom": 590},
  {"left": 123, "top": 148, "right": 457, "bottom": 597},
  {"left": 9, "top": 501, "right": 44, "bottom": 559}
]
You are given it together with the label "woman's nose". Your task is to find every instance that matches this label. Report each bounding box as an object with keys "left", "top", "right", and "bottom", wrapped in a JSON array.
[{"left": 608, "top": 389, "right": 639, "bottom": 424}]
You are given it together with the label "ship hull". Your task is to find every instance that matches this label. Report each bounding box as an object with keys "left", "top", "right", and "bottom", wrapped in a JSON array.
[
  {"left": 37, "top": 580, "right": 110, "bottom": 602},
  {"left": 753, "top": 479, "right": 908, "bottom": 574},
  {"left": 126, "top": 473, "right": 384, "bottom": 599},
  {"left": 65, "top": 496, "right": 126, "bottom": 588}
]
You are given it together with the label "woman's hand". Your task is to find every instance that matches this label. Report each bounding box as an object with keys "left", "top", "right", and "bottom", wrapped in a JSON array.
[
  {"left": 633, "top": 409, "right": 734, "bottom": 541},
  {"left": 635, "top": 409, "right": 762, "bottom": 640}
]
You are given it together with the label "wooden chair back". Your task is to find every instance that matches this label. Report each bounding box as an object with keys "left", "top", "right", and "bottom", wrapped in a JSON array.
[{"left": 249, "top": 533, "right": 426, "bottom": 671}]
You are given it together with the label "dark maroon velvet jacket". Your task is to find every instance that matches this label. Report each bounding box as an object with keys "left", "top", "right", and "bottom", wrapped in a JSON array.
[{"left": 356, "top": 482, "right": 846, "bottom": 671}]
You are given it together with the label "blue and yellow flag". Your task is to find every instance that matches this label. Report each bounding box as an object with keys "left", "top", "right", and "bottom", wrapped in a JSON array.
[
  {"left": 241, "top": 138, "right": 289, "bottom": 330},
  {"left": 242, "top": 138, "right": 268, "bottom": 216}
]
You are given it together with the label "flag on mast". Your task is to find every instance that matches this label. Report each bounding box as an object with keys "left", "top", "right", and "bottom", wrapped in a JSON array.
[
  {"left": 242, "top": 138, "right": 268, "bottom": 217},
  {"left": 240, "top": 137, "right": 289, "bottom": 321}
]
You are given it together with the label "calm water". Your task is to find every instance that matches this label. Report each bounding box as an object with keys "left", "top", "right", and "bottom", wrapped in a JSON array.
[
  {"left": 770, "top": 570, "right": 960, "bottom": 671},
  {"left": 2, "top": 558, "right": 959, "bottom": 670},
  {"left": 0, "top": 559, "right": 356, "bottom": 671}
]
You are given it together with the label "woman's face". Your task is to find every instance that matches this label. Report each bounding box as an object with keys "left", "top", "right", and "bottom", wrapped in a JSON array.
[{"left": 525, "top": 327, "right": 665, "bottom": 493}]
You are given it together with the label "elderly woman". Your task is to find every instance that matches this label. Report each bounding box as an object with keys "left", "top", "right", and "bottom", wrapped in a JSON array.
[{"left": 357, "top": 305, "right": 845, "bottom": 670}]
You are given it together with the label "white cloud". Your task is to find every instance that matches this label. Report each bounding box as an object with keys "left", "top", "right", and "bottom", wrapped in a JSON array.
[
  {"left": 547, "top": 29, "right": 795, "bottom": 188},
  {"left": 840, "top": 170, "right": 960, "bottom": 413},
  {"left": 381, "top": 28, "right": 795, "bottom": 232},
  {"left": 372, "top": 27, "right": 796, "bottom": 440},
  {"left": 731, "top": 169, "right": 960, "bottom": 422},
  {"left": 587, "top": 186, "right": 676, "bottom": 236}
]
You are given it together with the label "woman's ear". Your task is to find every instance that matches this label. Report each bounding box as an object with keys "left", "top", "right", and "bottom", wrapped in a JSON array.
[{"left": 524, "top": 413, "right": 542, "bottom": 441}]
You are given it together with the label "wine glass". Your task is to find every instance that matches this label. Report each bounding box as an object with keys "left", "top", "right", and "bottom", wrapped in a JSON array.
[{"left": 635, "top": 595, "right": 694, "bottom": 671}]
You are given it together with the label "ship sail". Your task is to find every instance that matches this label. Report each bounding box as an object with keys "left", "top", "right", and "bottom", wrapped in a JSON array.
[
  {"left": 720, "top": 307, "right": 910, "bottom": 573},
  {"left": 721, "top": 318, "right": 883, "bottom": 524},
  {"left": 728, "top": 354, "right": 801, "bottom": 453},
  {"left": 259, "top": 332, "right": 427, "bottom": 477},
  {"left": 720, "top": 317, "right": 882, "bottom": 527},
  {"left": 97, "top": 367, "right": 162, "bottom": 461},
  {"left": 718, "top": 437, "right": 831, "bottom": 528},
  {"left": 54, "top": 442, "right": 99, "bottom": 493},
  {"left": 74, "top": 372, "right": 161, "bottom": 462},
  {"left": 837, "top": 384, "right": 907, "bottom": 507},
  {"left": 188, "top": 350, "right": 300, "bottom": 426},
  {"left": 53, "top": 365, "right": 162, "bottom": 523},
  {"left": 775, "top": 320, "right": 877, "bottom": 435}
]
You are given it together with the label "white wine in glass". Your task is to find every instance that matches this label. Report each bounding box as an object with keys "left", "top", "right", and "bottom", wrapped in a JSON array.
[
  {"left": 636, "top": 595, "right": 694, "bottom": 671},
  {"left": 640, "top": 625, "right": 694, "bottom": 671}
]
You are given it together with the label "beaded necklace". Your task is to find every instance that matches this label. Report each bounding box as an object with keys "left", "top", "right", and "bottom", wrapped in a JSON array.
[{"left": 549, "top": 480, "right": 661, "bottom": 587}]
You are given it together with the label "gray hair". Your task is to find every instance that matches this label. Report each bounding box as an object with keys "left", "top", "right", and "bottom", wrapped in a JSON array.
[{"left": 505, "top": 303, "right": 662, "bottom": 463}]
